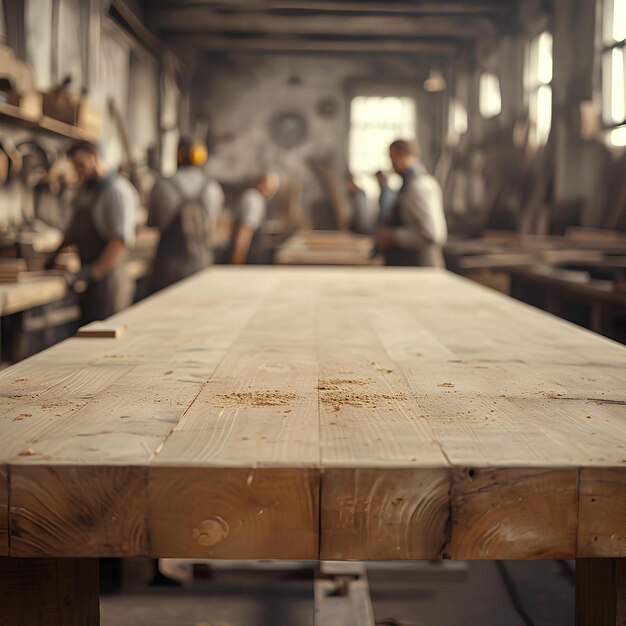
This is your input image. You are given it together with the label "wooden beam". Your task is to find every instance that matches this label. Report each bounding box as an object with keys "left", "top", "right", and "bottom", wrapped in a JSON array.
[
  {"left": 148, "top": 0, "right": 511, "bottom": 16},
  {"left": 166, "top": 35, "right": 460, "bottom": 56},
  {"left": 149, "top": 10, "right": 494, "bottom": 38}
]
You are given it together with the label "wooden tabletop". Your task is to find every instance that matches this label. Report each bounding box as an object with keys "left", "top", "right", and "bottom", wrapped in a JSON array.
[{"left": 1, "top": 267, "right": 625, "bottom": 562}]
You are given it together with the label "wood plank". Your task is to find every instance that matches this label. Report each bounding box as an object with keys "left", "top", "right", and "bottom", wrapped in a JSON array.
[
  {"left": 149, "top": 281, "right": 321, "bottom": 559},
  {"left": 76, "top": 321, "right": 127, "bottom": 338},
  {"left": 0, "top": 556, "right": 99, "bottom": 626},
  {"left": 576, "top": 558, "right": 626, "bottom": 626}
]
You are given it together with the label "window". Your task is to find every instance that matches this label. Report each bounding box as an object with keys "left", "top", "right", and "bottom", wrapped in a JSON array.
[
  {"left": 601, "top": 0, "right": 626, "bottom": 146},
  {"left": 479, "top": 72, "right": 502, "bottom": 119},
  {"left": 525, "top": 31, "right": 553, "bottom": 146},
  {"left": 349, "top": 96, "right": 416, "bottom": 197}
]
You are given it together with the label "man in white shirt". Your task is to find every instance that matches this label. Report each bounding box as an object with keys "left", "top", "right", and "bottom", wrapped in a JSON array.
[
  {"left": 229, "top": 172, "right": 280, "bottom": 264},
  {"left": 148, "top": 139, "right": 224, "bottom": 292},
  {"left": 375, "top": 139, "right": 447, "bottom": 267},
  {"left": 47, "top": 140, "right": 139, "bottom": 324}
]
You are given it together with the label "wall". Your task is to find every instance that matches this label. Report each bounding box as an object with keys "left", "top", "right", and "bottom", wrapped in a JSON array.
[{"left": 191, "top": 53, "right": 441, "bottom": 223}]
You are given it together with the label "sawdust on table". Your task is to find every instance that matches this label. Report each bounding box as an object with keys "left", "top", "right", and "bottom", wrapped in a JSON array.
[
  {"left": 437, "top": 382, "right": 455, "bottom": 388},
  {"left": 317, "top": 378, "right": 371, "bottom": 391},
  {"left": 215, "top": 390, "right": 298, "bottom": 407},
  {"left": 318, "top": 379, "right": 407, "bottom": 411}
]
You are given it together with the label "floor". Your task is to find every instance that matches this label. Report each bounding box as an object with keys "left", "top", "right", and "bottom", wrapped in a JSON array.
[{"left": 100, "top": 558, "right": 574, "bottom": 625}]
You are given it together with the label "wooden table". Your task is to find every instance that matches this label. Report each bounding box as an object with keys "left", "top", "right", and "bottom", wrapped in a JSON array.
[
  {"left": 275, "top": 230, "right": 382, "bottom": 265},
  {"left": 1, "top": 267, "right": 625, "bottom": 624}
]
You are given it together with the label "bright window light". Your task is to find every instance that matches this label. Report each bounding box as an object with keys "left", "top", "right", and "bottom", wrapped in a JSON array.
[
  {"left": 451, "top": 98, "right": 468, "bottom": 136},
  {"left": 609, "top": 124, "right": 626, "bottom": 146},
  {"left": 479, "top": 73, "right": 501, "bottom": 119},
  {"left": 605, "top": 0, "right": 626, "bottom": 43},
  {"left": 612, "top": 47, "right": 626, "bottom": 123},
  {"left": 349, "top": 96, "right": 416, "bottom": 197},
  {"left": 526, "top": 31, "right": 553, "bottom": 146}
]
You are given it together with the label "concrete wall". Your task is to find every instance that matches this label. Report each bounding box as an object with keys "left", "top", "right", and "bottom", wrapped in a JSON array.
[{"left": 190, "top": 53, "right": 440, "bottom": 221}]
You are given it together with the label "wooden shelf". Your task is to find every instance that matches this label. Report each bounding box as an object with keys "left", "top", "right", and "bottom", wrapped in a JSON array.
[{"left": 0, "top": 102, "right": 100, "bottom": 142}]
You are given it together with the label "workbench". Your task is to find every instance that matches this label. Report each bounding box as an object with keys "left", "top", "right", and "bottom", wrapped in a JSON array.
[
  {"left": 275, "top": 230, "right": 382, "bottom": 265},
  {"left": 1, "top": 267, "right": 625, "bottom": 624}
]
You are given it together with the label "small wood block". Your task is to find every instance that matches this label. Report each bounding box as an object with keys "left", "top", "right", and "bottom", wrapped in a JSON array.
[
  {"left": 0, "top": 556, "right": 99, "bottom": 626},
  {"left": 10, "top": 465, "right": 149, "bottom": 557},
  {"left": 450, "top": 468, "right": 578, "bottom": 559},
  {"left": 148, "top": 467, "right": 319, "bottom": 559},
  {"left": 76, "top": 322, "right": 127, "bottom": 338},
  {"left": 320, "top": 468, "right": 451, "bottom": 560},
  {"left": 575, "top": 558, "right": 626, "bottom": 626},
  {"left": 578, "top": 468, "right": 626, "bottom": 557}
]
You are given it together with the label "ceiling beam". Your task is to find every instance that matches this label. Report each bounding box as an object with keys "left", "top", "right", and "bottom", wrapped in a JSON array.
[
  {"left": 147, "top": 0, "right": 510, "bottom": 16},
  {"left": 165, "top": 34, "right": 461, "bottom": 56},
  {"left": 148, "top": 10, "right": 494, "bottom": 39}
]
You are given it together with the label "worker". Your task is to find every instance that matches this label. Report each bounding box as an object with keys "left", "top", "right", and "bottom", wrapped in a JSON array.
[
  {"left": 345, "top": 173, "right": 376, "bottom": 234},
  {"left": 148, "top": 138, "right": 224, "bottom": 292},
  {"left": 375, "top": 139, "right": 447, "bottom": 267},
  {"left": 229, "top": 172, "right": 280, "bottom": 264},
  {"left": 46, "top": 140, "right": 138, "bottom": 325}
]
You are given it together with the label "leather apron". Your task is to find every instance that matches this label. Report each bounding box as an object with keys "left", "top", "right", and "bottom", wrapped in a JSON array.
[
  {"left": 70, "top": 175, "right": 133, "bottom": 325},
  {"left": 151, "top": 176, "right": 212, "bottom": 293}
]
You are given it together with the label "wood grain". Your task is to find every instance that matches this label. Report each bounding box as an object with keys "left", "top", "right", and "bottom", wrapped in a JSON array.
[
  {"left": 0, "top": 556, "right": 99, "bottom": 625},
  {"left": 10, "top": 465, "right": 148, "bottom": 557},
  {"left": 579, "top": 469, "right": 626, "bottom": 557},
  {"left": 149, "top": 467, "right": 318, "bottom": 559},
  {"left": 450, "top": 468, "right": 578, "bottom": 559},
  {"left": 321, "top": 468, "right": 450, "bottom": 560}
]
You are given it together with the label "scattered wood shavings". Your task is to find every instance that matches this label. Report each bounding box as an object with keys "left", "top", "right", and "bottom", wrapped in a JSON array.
[
  {"left": 317, "top": 378, "right": 371, "bottom": 391},
  {"left": 215, "top": 390, "right": 298, "bottom": 407},
  {"left": 18, "top": 448, "right": 37, "bottom": 456},
  {"left": 438, "top": 382, "right": 455, "bottom": 388},
  {"left": 320, "top": 390, "right": 407, "bottom": 411}
]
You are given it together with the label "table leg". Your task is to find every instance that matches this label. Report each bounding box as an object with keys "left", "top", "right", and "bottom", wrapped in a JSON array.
[
  {"left": 0, "top": 557, "right": 99, "bottom": 625},
  {"left": 576, "top": 558, "right": 626, "bottom": 625}
]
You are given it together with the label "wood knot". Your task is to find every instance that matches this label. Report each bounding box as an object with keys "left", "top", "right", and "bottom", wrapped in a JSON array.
[{"left": 192, "top": 516, "right": 229, "bottom": 547}]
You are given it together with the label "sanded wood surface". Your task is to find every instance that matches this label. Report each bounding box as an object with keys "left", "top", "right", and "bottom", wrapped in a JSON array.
[{"left": 1, "top": 267, "right": 626, "bottom": 560}]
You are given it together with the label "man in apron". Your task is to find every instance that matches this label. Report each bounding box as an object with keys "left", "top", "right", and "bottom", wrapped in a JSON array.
[
  {"left": 148, "top": 138, "right": 224, "bottom": 292},
  {"left": 375, "top": 139, "right": 448, "bottom": 267},
  {"left": 48, "top": 141, "right": 138, "bottom": 325},
  {"left": 229, "top": 172, "right": 280, "bottom": 265}
]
